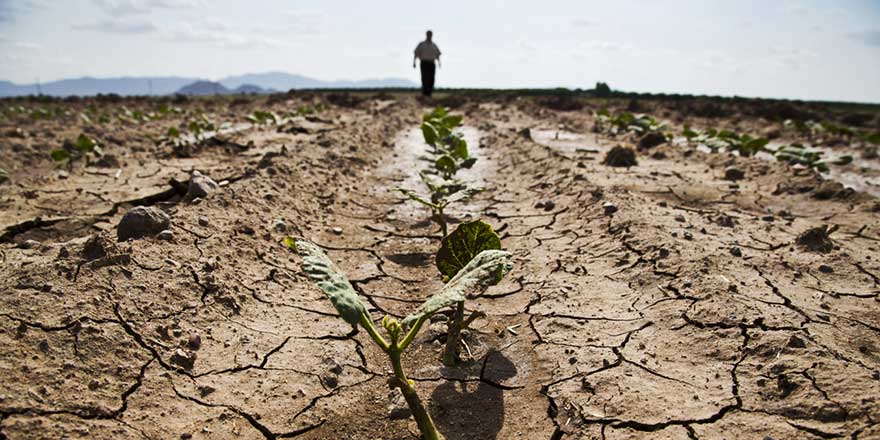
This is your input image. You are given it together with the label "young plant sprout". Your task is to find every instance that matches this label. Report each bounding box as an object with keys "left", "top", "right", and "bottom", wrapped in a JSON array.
[
  {"left": 50, "top": 134, "right": 103, "bottom": 169},
  {"left": 434, "top": 220, "right": 503, "bottom": 365},
  {"left": 284, "top": 237, "right": 513, "bottom": 440},
  {"left": 421, "top": 107, "right": 477, "bottom": 178},
  {"left": 0, "top": 168, "right": 8, "bottom": 184},
  {"left": 773, "top": 144, "right": 853, "bottom": 172},
  {"left": 594, "top": 108, "right": 668, "bottom": 137},
  {"left": 396, "top": 173, "right": 481, "bottom": 236},
  {"left": 397, "top": 107, "right": 482, "bottom": 235},
  {"left": 682, "top": 126, "right": 769, "bottom": 157},
  {"left": 245, "top": 110, "right": 282, "bottom": 125}
]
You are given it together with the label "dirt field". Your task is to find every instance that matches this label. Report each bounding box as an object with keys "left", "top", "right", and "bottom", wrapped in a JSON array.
[{"left": 1, "top": 92, "right": 878, "bottom": 440}]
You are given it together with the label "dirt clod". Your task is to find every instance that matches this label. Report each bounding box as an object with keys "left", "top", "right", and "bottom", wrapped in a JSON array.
[
  {"left": 602, "top": 202, "right": 618, "bottom": 216},
  {"left": 117, "top": 206, "right": 171, "bottom": 241},
  {"left": 170, "top": 348, "right": 196, "bottom": 370},
  {"left": 638, "top": 131, "right": 666, "bottom": 150},
  {"left": 602, "top": 146, "right": 637, "bottom": 167},
  {"left": 185, "top": 170, "right": 219, "bottom": 202},
  {"left": 724, "top": 167, "right": 745, "bottom": 181},
  {"left": 796, "top": 225, "right": 837, "bottom": 253}
]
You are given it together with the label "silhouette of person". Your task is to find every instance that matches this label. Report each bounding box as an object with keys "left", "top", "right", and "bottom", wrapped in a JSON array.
[{"left": 413, "top": 30, "right": 441, "bottom": 97}]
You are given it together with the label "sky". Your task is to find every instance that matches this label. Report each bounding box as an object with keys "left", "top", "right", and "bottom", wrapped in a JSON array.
[{"left": 0, "top": 0, "right": 879, "bottom": 102}]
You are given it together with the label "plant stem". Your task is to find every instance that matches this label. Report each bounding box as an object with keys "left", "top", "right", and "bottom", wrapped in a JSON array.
[
  {"left": 436, "top": 206, "right": 448, "bottom": 237},
  {"left": 359, "top": 314, "right": 390, "bottom": 353},
  {"left": 389, "top": 348, "right": 445, "bottom": 440},
  {"left": 442, "top": 301, "right": 464, "bottom": 366}
]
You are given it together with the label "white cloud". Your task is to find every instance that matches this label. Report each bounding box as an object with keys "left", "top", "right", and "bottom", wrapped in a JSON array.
[
  {"left": 571, "top": 17, "right": 597, "bottom": 28},
  {"left": 579, "top": 40, "right": 635, "bottom": 52},
  {"left": 92, "top": 0, "right": 203, "bottom": 16},
  {"left": 285, "top": 9, "right": 326, "bottom": 35},
  {"left": 13, "top": 41, "right": 41, "bottom": 49},
  {"left": 72, "top": 17, "right": 157, "bottom": 34},
  {"left": 767, "top": 47, "right": 818, "bottom": 69},
  {"left": 0, "top": 0, "right": 46, "bottom": 22},
  {"left": 162, "top": 22, "right": 282, "bottom": 49},
  {"left": 849, "top": 29, "right": 880, "bottom": 46}
]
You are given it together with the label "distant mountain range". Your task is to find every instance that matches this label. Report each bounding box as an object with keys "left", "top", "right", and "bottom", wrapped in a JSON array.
[{"left": 0, "top": 71, "right": 417, "bottom": 97}]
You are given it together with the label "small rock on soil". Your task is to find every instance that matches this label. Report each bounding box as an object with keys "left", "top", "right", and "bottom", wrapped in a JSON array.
[
  {"left": 117, "top": 206, "right": 171, "bottom": 241},
  {"left": 602, "top": 146, "right": 637, "bottom": 167}
]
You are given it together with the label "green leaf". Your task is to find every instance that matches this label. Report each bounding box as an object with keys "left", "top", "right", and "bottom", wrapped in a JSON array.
[
  {"left": 166, "top": 127, "right": 180, "bottom": 138},
  {"left": 287, "top": 238, "right": 368, "bottom": 327},
  {"left": 402, "top": 249, "right": 512, "bottom": 327},
  {"left": 460, "top": 157, "right": 477, "bottom": 169},
  {"left": 442, "top": 114, "right": 463, "bottom": 128},
  {"left": 833, "top": 155, "right": 853, "bottom": 166},
  {"left": 440, "top": 187, "right": 482, "bottom": 207},
  {"left": 740, "top": 137, "right": 768, "bottom": 156},
  {"left": 50, "top": 149, "right": 71, "bottom": 162},
  {"left": 424, "top": 106, "right": 448, "bottom": 122},
  {"left": 435, "top": 155, "right": 457, "bottom": 176},
  {"left": 0, "top": 168, "right": 8, "bottom": 184},
  {"left": 447, "top": 136, "right": 469, "bottom": 160},
  {"left": 421, "top": 122, "right": 438, "bottom": 146},
  {"left": 436, "top": 220, "right": 502, "bottom": 279},
  {"left": 74, "top": 134, "right": 96, "bottom": 153},
  {"left": 395, "top": 188, "right": 436, "bottom": 208}
]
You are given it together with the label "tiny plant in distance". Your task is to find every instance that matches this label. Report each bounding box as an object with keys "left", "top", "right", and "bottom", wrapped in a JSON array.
[
  {"left": 284, "top": 237, "right": 512, "bottom": 440},
  {"left": 50, "top": 134, "right": 103, "bottom": 170},
  {"left": 421, "top": 107, "right": 477, "bottom": 178},
  {"left": 396, "top": 173, "right": 481, "bottom": 237}
]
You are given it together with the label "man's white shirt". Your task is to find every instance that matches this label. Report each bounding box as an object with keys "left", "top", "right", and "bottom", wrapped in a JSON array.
[{"left": 415, "top": 41, "right": 441, "bottom": 61}]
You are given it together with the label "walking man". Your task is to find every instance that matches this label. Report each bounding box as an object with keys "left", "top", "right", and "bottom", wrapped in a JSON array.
[{"left": 413, "top": 30, "right": 441, "bottom": 97}]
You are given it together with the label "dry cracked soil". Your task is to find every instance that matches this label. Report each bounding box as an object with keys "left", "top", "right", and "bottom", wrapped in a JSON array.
[{"left": 0, "top": 92, "right": 878, "bottom": 440}]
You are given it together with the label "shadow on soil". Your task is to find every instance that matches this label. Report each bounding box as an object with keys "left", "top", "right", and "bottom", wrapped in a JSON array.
[{"left": 430, "top": 351, "right": 516, "bottom": 440}]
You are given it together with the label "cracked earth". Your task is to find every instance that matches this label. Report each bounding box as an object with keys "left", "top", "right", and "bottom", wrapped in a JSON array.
[{"left": 1, "top": 93, "right": 878, "bottom": 439}]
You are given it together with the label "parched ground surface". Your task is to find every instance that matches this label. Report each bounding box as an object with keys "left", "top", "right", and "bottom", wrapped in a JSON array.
[{"left": 0, "top": 93, "right": 878, "bottom": 440}]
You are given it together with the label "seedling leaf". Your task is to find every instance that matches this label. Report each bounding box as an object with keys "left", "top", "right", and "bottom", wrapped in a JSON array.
[
  {"left": 435, "top": 155, "right": 457, "bottom": 175},
  {"left": 395, "top": 188, "right": 435, "bottom": 208},
  {"left": 403, "top": 249, "right": 513, "bottom": 327},
  {"left": 74, "top": 134, "right": 96, "bottom": 153},
  {"left": 436, "top": 220, "right": 502, "bottom": 278},
  {"left": 287, "top": 238, "right": 367, "bottom": 327},
  {"left": 421, "top": 122, "right": 439, "bottom": 146},
  {"left": 50, "top": 149, "right": 71, "bottom": 162}
]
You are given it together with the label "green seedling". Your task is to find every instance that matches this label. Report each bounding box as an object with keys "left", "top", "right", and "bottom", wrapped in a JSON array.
[
  {"left": 157, "top": 104, "right": 183, "bottom": 117},
  {"left": 773, "top": 144, "right": 853, "bottom": 172},
  {"left": 285, "top": 237, "right": 513, "bottom": 440},
  {"left": 118, "top": 106, "right": 159, "bottom": 123},
  {"left": 682, "top": 126, "right": 769, "bottom": 157},
  {"left": 595, "top": 109, "right": 667, "bottom": 137},
  {"left": 50, "top": 134, "right": 103, "bottom": 169},
  {"left": 420, "top": 107, "right": 476, "bottom": 178},
  {"left": 158, "top": 114, "right": 227, "bottom": 152},
  {"left": 434, "top": 220, "right": 502, "bottom": 365},
  {"left": 245, "top": 110, "right": 282, "bottom": 125},
  {"left": 421, "top": 106, "right": 463, "bottom": 148},
  {"left": 784, "top": 118, "right": 880, "bottom": 147},
  {"left": 396, "top": 179, "right": 481, "bottom": 236},
  {"left": 0, "top": 168, "right": 8, "bottom": 184}
]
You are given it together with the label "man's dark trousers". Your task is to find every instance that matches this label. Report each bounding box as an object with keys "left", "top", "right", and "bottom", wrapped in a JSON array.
[{"left": 420, "top": 60, "right": 435, "bottom": 97}]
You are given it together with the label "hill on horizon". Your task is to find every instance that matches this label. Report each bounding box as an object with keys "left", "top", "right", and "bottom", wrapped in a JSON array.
[{"left": 0, "top": 72, "right": 417, "bottom": 97}]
